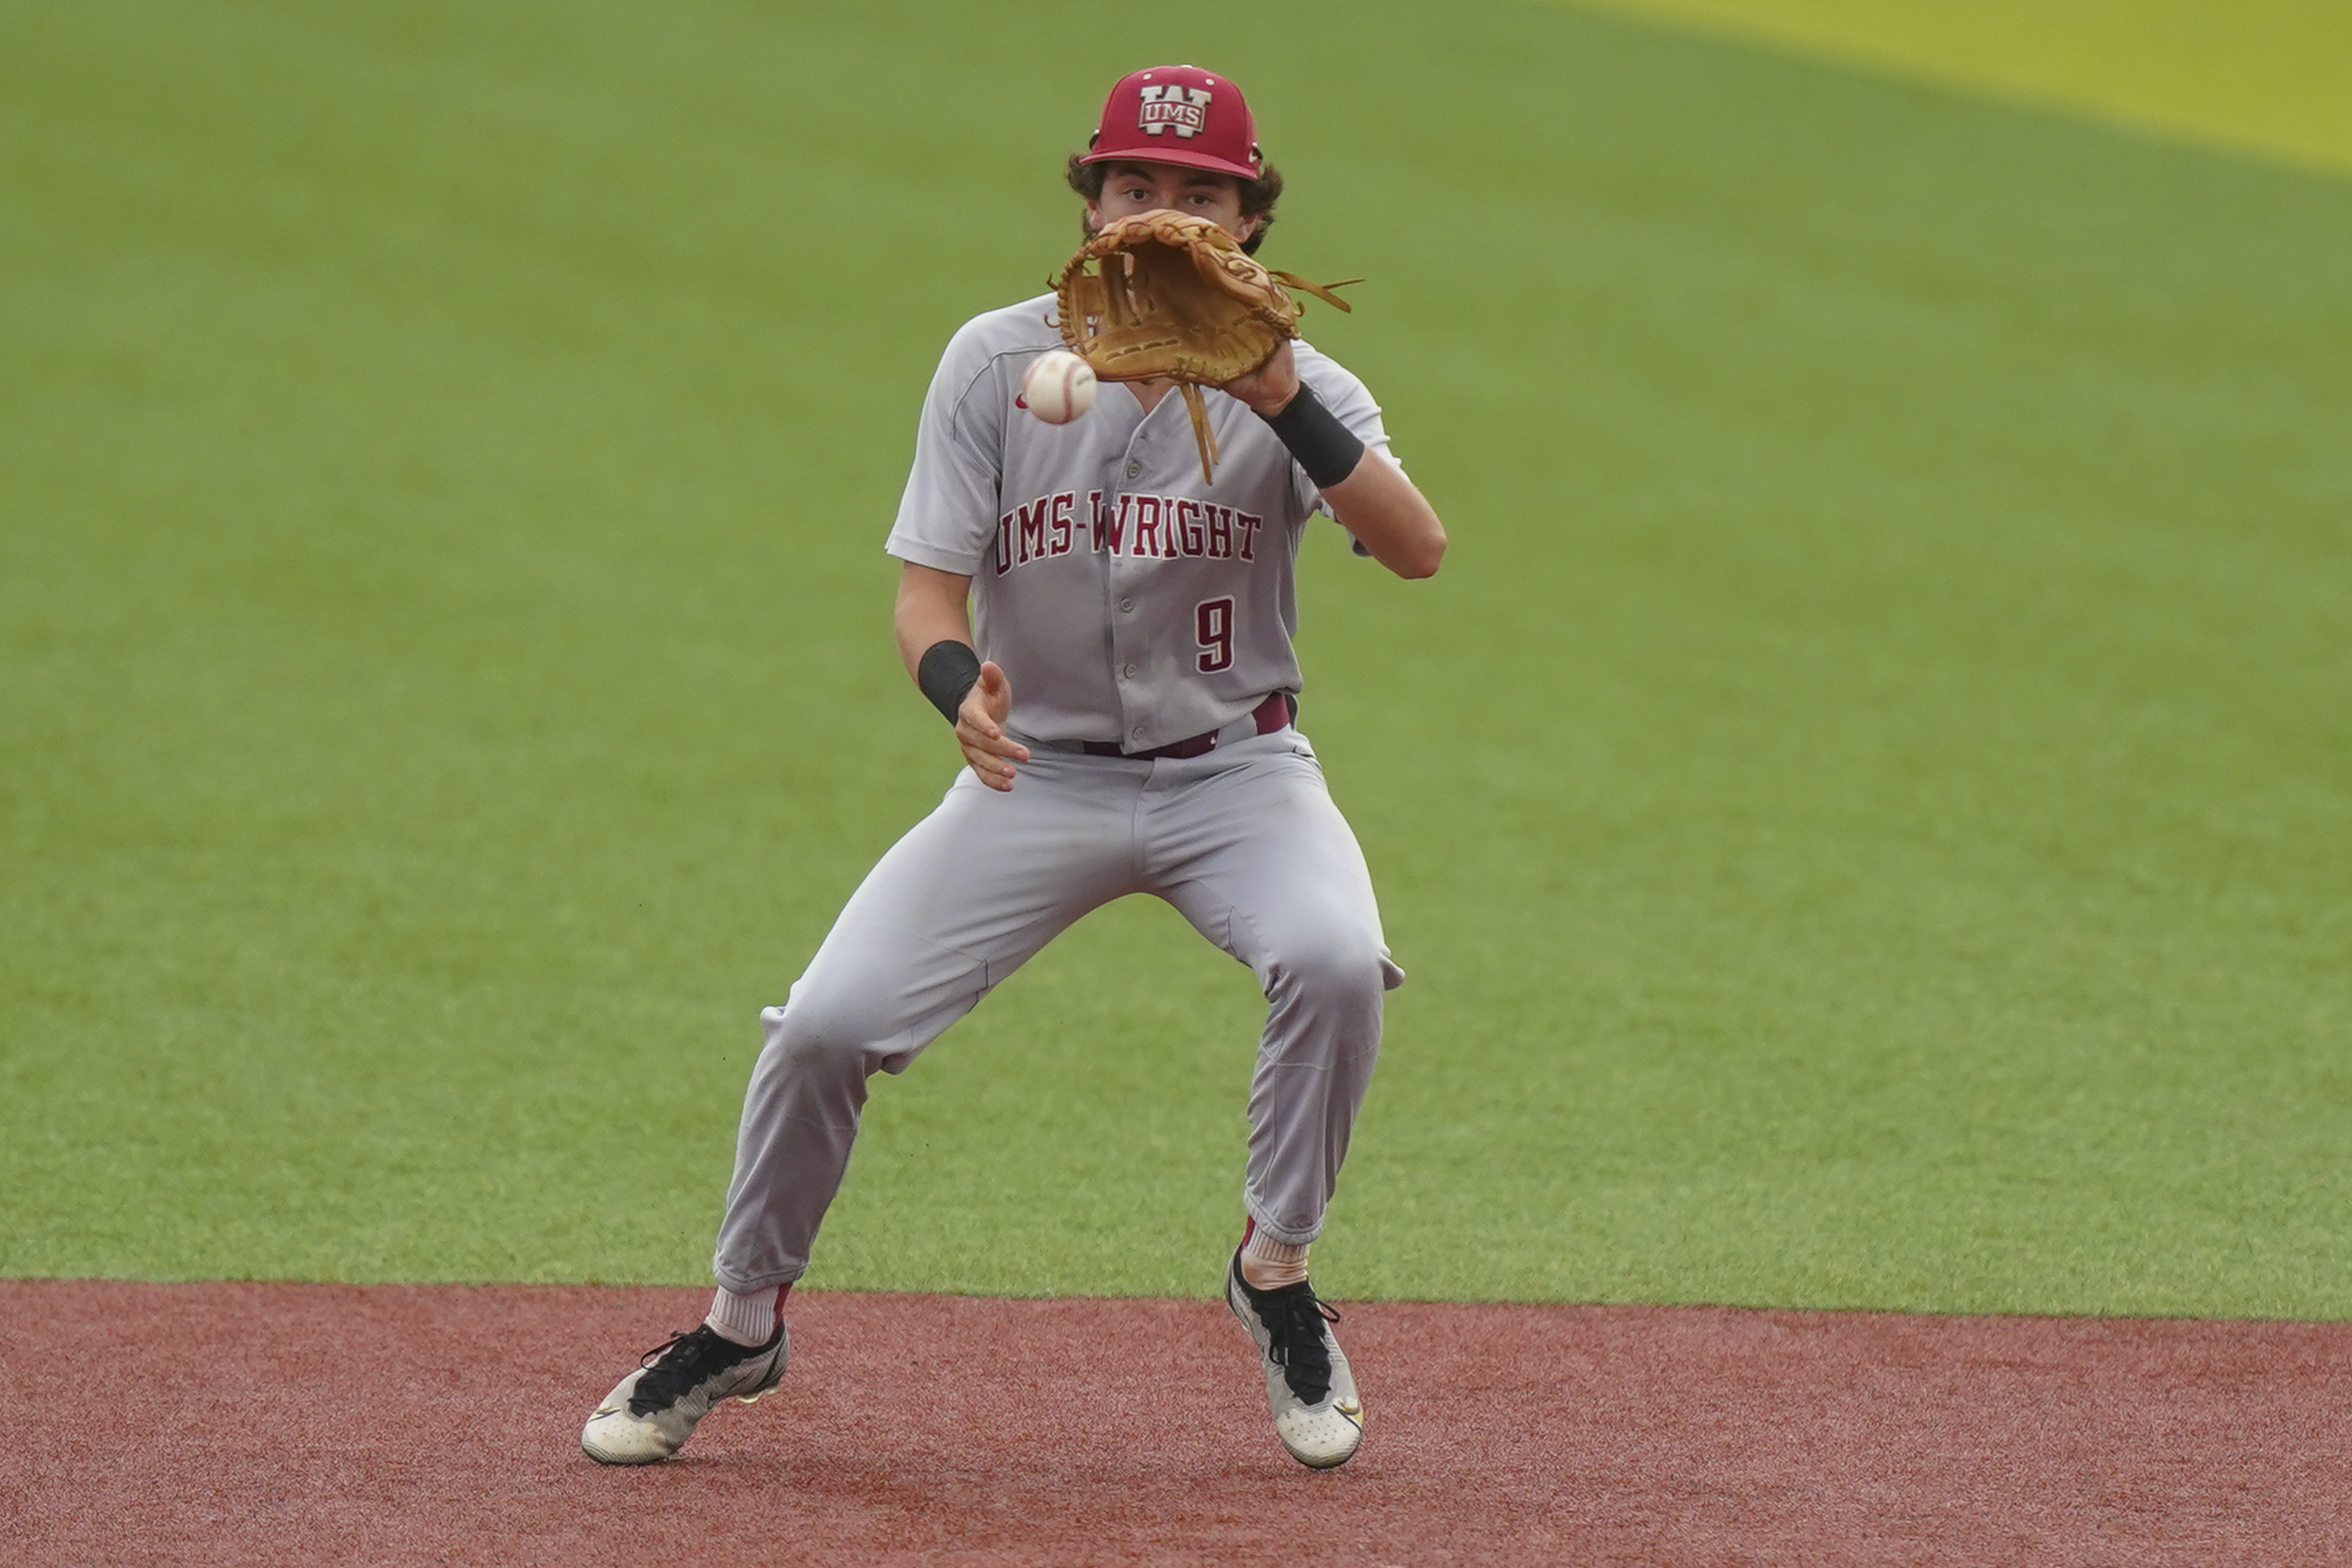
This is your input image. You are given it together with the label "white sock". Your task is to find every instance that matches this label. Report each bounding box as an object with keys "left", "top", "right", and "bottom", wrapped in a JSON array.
[
  {"left": 705, "top": 1284, "right": 784, "bottom": 1346},
  {"left": 1239, "top": 1222, "right": 1311, "bottom": 1291}
]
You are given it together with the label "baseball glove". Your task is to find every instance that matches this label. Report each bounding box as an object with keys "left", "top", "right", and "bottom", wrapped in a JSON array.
[{"left": 1052, "top": 211, "right": 1357, "bottom": 482}]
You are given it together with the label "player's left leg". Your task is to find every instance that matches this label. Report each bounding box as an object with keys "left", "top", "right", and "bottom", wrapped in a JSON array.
[{"left": 1144, "top": 728, "right": 1402, "bottom": 1469}]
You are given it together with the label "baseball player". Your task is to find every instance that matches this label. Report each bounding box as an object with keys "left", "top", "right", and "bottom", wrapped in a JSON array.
[{"left": 582, "top": 64, "right": 1446, "bottom": 1472}]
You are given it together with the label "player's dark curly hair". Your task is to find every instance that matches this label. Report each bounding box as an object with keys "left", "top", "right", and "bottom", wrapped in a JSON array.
[{"left": 1065, "top": 154, "right": 1284, "bottom": 255}]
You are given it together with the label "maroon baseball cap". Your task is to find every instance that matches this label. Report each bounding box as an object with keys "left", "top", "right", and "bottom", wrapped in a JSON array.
[{"left": 1079, "top": 65, "right": 1262, "bottom": 183}]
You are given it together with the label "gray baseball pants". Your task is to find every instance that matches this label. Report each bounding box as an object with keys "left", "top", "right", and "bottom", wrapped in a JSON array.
[{"left": 711, "top": 726, "right": 1403, "bottom": 1294}]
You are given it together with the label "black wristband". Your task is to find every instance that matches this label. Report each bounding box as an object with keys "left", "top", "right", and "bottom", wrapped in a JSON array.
[
  {"left": 1259, "top": 383, "right": 1366, "bottom": 490},
  {"left": 916, "top": 640, "right": 981, "bottom": 725}
]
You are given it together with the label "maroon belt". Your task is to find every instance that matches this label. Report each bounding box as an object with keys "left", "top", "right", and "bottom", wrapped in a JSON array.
[{"left": 1082, "top": 692, "right": 1293, "bottom": 761}]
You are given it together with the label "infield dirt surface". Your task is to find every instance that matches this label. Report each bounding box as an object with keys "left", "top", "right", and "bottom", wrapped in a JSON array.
[{"left": 7, "top": 1282, "right": 2346, "bottom": 1565}]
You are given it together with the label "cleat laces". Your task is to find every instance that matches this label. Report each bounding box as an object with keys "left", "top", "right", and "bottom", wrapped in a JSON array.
[
  {"left": 626, "top": 1325, "right": 764, "bottom": 1417},
  {"left": 1254, "top": 1284, "right": 1342, "bottom": 1406}
]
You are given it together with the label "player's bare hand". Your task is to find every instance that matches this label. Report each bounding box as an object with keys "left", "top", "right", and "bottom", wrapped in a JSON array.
[
  {"left": 1220, "top": 340, "right": 1302, "bottom": 418},
  {"left": 956, "top": 661, "right": 1027, "bottom": 790}
]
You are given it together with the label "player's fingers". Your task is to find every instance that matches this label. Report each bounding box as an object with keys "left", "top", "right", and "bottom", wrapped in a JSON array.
[
  {"left": 958, "top": 740, "right": 1017, "bottom": 790},
  {"left": 960, "top": 690, "right": 1017, "bottom": 742},
  {"left": 957, "top": 719, "right": 1027, "bottom": 761},
  {"left": 959, "top": 733, "right": 1025, "bottom": 784},
  {"left": 976, "top": 661, "right": 1014, "bottom": 722}
]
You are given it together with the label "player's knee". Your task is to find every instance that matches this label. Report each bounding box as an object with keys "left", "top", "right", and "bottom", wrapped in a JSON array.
[
  {"left": 1265, "top": 924, "right": 1388, "bottom": 1013},
  {"left": 759, "top": 989, "right": 892, "bottom": 1080}
]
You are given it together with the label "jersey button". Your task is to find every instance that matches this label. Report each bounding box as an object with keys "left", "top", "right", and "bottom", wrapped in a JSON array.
[
  {"left": 1124, "top": 460, "right": 1142, "bottom": 479},
  {"left": 1118, "top": 597, "right": 1135, "bottom": 613},
  {"left": 1122, "top": 663, "right": 1138, "bottom": 679},
  {"left": 1131, "top": 726, "right": 1147, "bottom": 741}
]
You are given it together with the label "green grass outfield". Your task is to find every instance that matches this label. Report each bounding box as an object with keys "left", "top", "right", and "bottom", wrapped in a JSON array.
[
  {"left": 1572, "top": 0, "right": 2352, "bottom": 177},
  {"left": 4, "top": 0, "right": 2348, "bottom": 1315}
]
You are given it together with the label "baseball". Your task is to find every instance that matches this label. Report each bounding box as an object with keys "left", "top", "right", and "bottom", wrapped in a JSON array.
[{"left": 1022, "top": 350, "right": 1097, "bottom": 424}]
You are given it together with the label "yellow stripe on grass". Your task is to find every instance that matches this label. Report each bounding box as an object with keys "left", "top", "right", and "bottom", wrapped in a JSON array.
[{"left": 1561, "top": 0, "right": 2352, "bottom": 176}]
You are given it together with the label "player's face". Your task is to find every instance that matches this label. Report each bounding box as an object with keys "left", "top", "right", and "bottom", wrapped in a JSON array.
[{"left": 1087, "top": 162, "right": 1259, "bottom": 246}]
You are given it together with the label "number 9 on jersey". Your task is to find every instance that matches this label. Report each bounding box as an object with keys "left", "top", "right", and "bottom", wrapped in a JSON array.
[{"left": 1196, "top": 597, "right": 1236, "bottom": 673}]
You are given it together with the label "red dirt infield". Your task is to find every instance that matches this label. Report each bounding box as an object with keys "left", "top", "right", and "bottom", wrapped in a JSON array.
[{"left": 3, "top": 1282, "right": 2346, "bottom": 1565}]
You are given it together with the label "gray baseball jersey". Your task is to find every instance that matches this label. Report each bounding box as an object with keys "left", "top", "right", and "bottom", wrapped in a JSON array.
[{"left": 885, "top": 293, "right": 1396, "bottom": 752}]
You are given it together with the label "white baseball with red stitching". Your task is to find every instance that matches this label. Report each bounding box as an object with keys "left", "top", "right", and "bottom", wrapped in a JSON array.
[{"left": 1021, "top": 350, "right": 1097, "bottom": 424}]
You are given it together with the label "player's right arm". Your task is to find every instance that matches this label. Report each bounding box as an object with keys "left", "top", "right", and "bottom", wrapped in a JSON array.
[
  {"left": 894, "top": 562, "right": 1027, "bottom": 791},
  {"left": 1224, "top": 344, "right": 1447, "bottom": 580}
]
